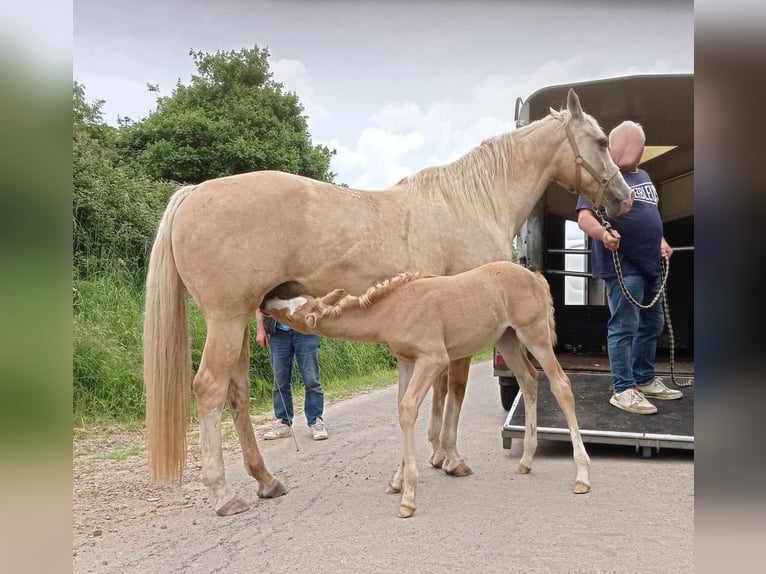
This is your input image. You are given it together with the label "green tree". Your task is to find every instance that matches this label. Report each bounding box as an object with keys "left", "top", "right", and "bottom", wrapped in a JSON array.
[
  {"left": 72, "top": 82, "right": 174, "bottom": 276},
  {"left": 120, "top": 46, "right": 335, "bottom": 184}
]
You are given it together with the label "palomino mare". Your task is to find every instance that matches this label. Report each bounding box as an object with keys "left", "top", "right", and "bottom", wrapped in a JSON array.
[
  {"left": 263, "top": 261, "right": 590, "bottom": 518},
  {"left": 143, "top": 89, "right": 631, "bottom": 515}
]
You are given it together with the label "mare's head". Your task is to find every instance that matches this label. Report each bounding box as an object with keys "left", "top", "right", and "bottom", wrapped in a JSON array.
[
  {"left": 263, "top": 289, "right": 346, "bottom": 329},
  {"left": 550, "top": 89, "right": 633, "bottom": 216}
]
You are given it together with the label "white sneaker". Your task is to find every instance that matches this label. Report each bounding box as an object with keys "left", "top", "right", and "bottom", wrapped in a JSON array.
[
  {"left": 609, "top": 388, "right": 658, "bottom": 415},
  {"left": 637, "top": 377, "right": 683, "bottom": 400},
  {"left": 310, "top": 418, "right": 328, "bottom": 441},
  {"left": 263, "top": 420, "right": 292, "bottom": 440}
]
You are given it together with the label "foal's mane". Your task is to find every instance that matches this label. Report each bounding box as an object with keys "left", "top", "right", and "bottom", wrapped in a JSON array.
[
  {"left": 315, "top": 272, "right": 432, "bottom": 322},
  {"left": 401, "top": 113, "right": 567, "bottom": 223}
]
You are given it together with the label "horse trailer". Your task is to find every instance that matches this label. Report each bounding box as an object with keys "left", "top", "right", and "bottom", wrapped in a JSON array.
[{"left": 497, "top": 74, "right": 694, "bottom": 457}]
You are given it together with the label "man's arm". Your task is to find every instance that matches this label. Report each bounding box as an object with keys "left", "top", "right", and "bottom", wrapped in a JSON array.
[
  {"left": 255, "top": 309, "right": 270, "bottom": 348},
  {"left": 577, "top": 209, "right": 621, "bottom": 252}
]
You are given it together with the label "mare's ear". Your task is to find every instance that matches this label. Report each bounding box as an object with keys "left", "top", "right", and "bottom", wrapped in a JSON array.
[
  {"left": 566, "top": 89, "right": 583, "bottom": 119},
  {"left": 321, "top": 288, "right": 345, "bottom": 306}
]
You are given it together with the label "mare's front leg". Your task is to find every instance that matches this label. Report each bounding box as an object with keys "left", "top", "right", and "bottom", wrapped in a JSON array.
[
  {"left": 228, "top": 324, "right": 287, "bottom": 500},
  {"left": 397, "top": 357, "right": 448, "bottom": 518},
  {"left": 440, "top": 357, "right": 473, "bottom": 476},
  {"left": 428, "top": 369, "right": 448, "bottom": 469}
]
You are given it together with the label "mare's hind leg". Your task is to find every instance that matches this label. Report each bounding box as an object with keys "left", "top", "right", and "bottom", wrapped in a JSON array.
[
  {"left": 194, "top": 316, "right": 255, "bottom": 515},
  {"left": 495, "top": 330, "right": 539, "bottom": 474},
  {"left": 440, "top": 357, "right": 473, "bottom": 476},
  {"left": 525, "top": 341, "right": 591, "bottom": 494},
  {"left": 428, "top": 369, "right": 448, "bottom": 469},
  {"left": 228, "top": 323, "right": 287, "bottom": 500}
]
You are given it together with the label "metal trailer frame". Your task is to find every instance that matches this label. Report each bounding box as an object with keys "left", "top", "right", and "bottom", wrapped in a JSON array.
[{"left": 501, "top": 371, "right": 694, "bottom": 458}]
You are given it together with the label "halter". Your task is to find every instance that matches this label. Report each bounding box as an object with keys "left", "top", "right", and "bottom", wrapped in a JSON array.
[{"left": 562, "top": 120, "right": 619, "bottom": 209}]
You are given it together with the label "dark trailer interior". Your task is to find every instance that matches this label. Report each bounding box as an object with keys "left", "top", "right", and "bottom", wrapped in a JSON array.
[{"left": 499, "top": 74, "right": 694, "bottom": 457}]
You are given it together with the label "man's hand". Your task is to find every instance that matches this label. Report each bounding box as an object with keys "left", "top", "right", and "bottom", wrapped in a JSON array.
[
  {"left": 660, "top": 237, "right": 673, "bottom": 259},
  {"left": 602, "top": 228, "right": 621, "bottom": 252},
  {"left": 256, "top": 332, "right": 269, "bottom": 348}
]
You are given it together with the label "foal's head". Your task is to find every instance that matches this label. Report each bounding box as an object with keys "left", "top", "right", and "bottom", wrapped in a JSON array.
[{"left": 263, "top": 288, "right": 346, "bottom": 329}]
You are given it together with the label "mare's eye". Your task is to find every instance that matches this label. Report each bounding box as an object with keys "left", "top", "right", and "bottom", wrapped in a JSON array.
[{"left": 598, "top": 138, "right": 608, "bottom": 149}]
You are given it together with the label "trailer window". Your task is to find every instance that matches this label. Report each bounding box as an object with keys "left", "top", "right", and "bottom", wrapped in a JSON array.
[{"left": 564, "top": 220, "right": 587, "bottom": 305}]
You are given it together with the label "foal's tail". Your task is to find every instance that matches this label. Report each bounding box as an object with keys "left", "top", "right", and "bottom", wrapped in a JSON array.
[
  {"left": 532, "top": 271, "right": 557, "bottom": 347},
  {"left": 143, "top": 185, "right": 196, "bottom": 484}
]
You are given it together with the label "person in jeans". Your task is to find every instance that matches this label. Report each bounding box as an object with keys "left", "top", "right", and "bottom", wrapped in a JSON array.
[
  {"left": 576, "top": 120, "right": 683, "bottom": 414},
  {"left": 256, "top": 309, "right": 328, "bottom": 440}
]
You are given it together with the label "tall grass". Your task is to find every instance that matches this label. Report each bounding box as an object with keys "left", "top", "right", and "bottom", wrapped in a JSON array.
[{"left": 72, "top": 260, "right": 401, "bottom": 424}]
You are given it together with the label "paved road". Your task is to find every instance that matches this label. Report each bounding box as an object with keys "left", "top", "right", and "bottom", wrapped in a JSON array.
[{"left": 74, "top": 361, "right": 694, "bottom": 573}]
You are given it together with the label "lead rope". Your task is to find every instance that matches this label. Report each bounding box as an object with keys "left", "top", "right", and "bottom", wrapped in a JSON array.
[
  {"left": 267, "top": 327, "right": 301, "bottom": 451},
  {"left": 595, "top": 209, "right": 693, "bottom": 388},
  {"left": 274, "top": 382, "right": 301, "bottom": 451}
]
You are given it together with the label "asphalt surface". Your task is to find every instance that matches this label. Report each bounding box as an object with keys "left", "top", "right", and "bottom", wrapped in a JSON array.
[{"left": 73, "top": 361, "right": 694, "bottom": 573}]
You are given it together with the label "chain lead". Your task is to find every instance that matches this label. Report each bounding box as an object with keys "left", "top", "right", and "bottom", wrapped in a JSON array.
[{"left": 595, "top": 208, "right": 692, "bottom": 388}]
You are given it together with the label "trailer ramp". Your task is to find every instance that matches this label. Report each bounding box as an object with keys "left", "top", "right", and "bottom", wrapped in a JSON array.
[{"left": 502, "top": 371, "right": 693, "bottom": 457}]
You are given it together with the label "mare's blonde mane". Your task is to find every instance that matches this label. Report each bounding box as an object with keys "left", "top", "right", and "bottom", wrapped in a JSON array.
[{"left": 402, "top": 113, "right": 568, "bottom": 223}]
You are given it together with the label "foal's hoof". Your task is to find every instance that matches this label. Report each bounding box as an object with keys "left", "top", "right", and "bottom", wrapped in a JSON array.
[
  {"left": 397, "top": 505, "right": 416, "bottom": 519},
  {"left": 257, "top": 478, "right": 288, "bottom": 499},
  {"left": 385, "top": 483, "right": 402, "bottom": 494},
  {"left": 574, "top": 481, "right": 591, "bottom": 494},
  {"left": 445, "top": 462, "right": 473, "bottom": 477},
  {"left": 516, "top": 464, "right": 531, "bottom": 474},
  {"left": 215, "top": 494, "right": 250, "bottom": 516}
]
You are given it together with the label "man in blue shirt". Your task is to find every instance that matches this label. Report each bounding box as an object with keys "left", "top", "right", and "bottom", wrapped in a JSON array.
[
  {"left": 256, "top": 309, "right": 328, "bottom": 440},
  {"left": 576, "top": 121, "right": 683, "bottom": 414}
]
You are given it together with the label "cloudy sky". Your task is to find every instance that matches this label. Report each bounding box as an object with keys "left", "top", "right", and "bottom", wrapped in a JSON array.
[{"left": 73, "top": 0, "right": 693, "bottom": 189}]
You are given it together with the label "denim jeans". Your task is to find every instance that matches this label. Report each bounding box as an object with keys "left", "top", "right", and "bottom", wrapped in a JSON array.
[
  {"left": 604, "top": 274, "right": 665, "bottom": 394},
  {"left": 269, "top": 329, "right": 324, "bottom": 427}
]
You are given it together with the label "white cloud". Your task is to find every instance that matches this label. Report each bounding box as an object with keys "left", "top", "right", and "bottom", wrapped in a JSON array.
[
  {"left": 270, "top": 57, "right": 328, "bottom": 128},
  {"left": 297, "top": 53, "right": 690, "bottom": 190}
]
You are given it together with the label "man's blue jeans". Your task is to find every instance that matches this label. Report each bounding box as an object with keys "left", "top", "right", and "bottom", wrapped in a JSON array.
[
  {"left": 269, "top": 329, "right": 324, "bottom": 427},
  {"left": 604, "top": 274, "right": 665, "bottom": 394}
]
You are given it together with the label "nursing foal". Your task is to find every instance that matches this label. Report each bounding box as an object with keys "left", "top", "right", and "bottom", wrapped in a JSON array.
[{"left": 264, "top": 261, "right": 591, "bottom": 518}]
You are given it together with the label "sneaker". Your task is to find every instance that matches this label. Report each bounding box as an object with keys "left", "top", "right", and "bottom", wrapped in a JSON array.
[
  {"left": 263, "top": 420, "right": 292, "bottom": 440},
  {"left": 609, "top": 388, "right": 658, "bottom": 415},
  {"left": 637, "top": 377, "right": 683, "bottom": 400},
  {"left": 310, "top": 418, "right": 328, "bottom": 441}
]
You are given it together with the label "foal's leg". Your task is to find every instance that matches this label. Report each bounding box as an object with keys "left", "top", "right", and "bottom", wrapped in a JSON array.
[
  {"left": 495, "top": 330, "right": 539, "bottom": 474},
  {"left": 194, "top": 316, "right": 255, "bottom": 515},
  {"left": 427, "top": 369, "right": 447, "bottom": 468},
  {"left": 398, "top": 357, "right": 448, "bottom": 518},
  {"left": 387, "top": 360, "right": 414, "bottom": 495},
  {"left": 440, "top": 357, "right": 473, "bottom": 476},
  {"left": 227, "top": 323, "right": 287, "bottom": 500},
  {"left": 525, "top": 341, "right": 591, "bottom": 494}
]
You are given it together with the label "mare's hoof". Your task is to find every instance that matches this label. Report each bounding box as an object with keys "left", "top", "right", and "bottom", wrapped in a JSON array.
[
  {"left": 574, "top": 481, "right": 591, "bottom": 494},
  {"left": 445, "top": 462, "right": 473, "bottom": 477},
  {"left": 429, "top": 456, "right": 444, "bottom": 469},
  {"left": 257, "top": 479, "right": 287, "bottom": 499},
  {"left": 398, "top": 505, "right": 416, "bottom": 518},
  {"left": 215, "top": 494, "right": 250, "bottom": 516},
  {"left": 516, "top": 464, "right": 531, "bottom": 474}
]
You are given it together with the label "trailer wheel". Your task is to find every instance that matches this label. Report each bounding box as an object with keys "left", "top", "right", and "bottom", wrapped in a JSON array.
[{"left": 499, "top": 376, "right": 520, "bottom": 411}]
